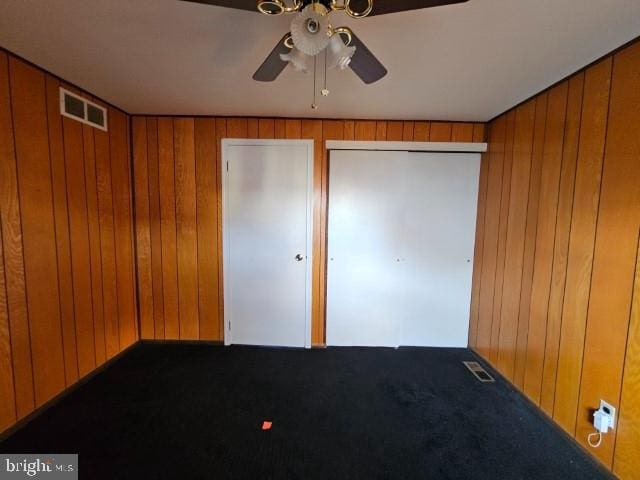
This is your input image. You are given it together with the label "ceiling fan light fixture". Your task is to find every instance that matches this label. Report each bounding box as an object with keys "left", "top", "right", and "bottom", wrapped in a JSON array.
[
  {"left": 280, "top": 47, "right": 312, "bottom": 73},
  {"left": 290, "top": 5, "right": 331, "bottom": 56},
  {"left": 327, "top": 29, "right": 356, "bottom": 70},
  {"left": 257, "top": 0, "right": 285, "bottom": 15}
]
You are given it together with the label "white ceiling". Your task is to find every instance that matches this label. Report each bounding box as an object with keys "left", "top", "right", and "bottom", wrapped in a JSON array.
[{"left": 0, "top": 0, "right": 639, "bottom": 121}]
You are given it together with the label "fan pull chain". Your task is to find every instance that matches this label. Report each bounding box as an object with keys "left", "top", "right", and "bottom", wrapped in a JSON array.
[
  {"left": 322, "top": 49, "right": 329, "bottom": 97},
  {"left": 311, "top": 54, "right": 318, "bottom": 109}
]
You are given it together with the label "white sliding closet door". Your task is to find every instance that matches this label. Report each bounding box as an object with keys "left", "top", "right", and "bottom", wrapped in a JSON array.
[
  {"left": 326, "top": 150, "right": 408, "bottom": 347},
  {"left": 326, "top": 150, "right": 480, "bottom": 348}
]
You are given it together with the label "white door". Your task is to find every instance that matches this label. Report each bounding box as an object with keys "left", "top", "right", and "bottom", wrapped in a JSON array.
[
  {"left": 326, "top": 149, "right": 480, "bottom": 348},
  {"left": 326, "top": 150, "right": 408, "bottom": 347},
  {"left": 222, "top": 140, "right": 313, "bottom": 347}
]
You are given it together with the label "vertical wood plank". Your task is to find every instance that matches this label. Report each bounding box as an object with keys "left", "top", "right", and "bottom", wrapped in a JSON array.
[
  {"left": 146, "top": 118, "right": 164, "bottom": 339},
  {"left": 0, "top": 52, "right": 34, "bottom": 419},
  {"left": 489, "top": 109, "right": 516, "bottom": 364},
  {"left": 402, "top": 121, "right": 414, "bottom": 141},
  {"left": 174, "top": 118, "right": 199, "bottom": 340},
  {"left": 497, "top": 100, "right": 536, "bottom": 380},
  {"left": 614, "top": 231, "right": 640, "bottom": 478},
  {"left": 475, "top": 116, "right": 506, "bottom": 358},
  {"left": 452, "top": 123, "right": 474, "bottom": 142},
  {"left": 247, "top": 118, "right": 259, "bottom": 138},
  {"left": 0, "top": 224, "right": 16, "bottom": 431},
  {"left": 215, "top": 118, "right": 227, "bottom": 340},
  {"left": 523, "top": 81, "right": 569, "bottom": 403},
  {"left": 285, "top": 119, "right": 301, "bottom": 139},
  {"left": 110, "top": 110, "right": 137, "bottom": 348},
  {"left": 195, "top": 118, "right": 219, "bottom": 340},
  {"left": 553, "top": 58, "right": 612, "bottom": 434},
  {"left": 94, "top": 120, "right": 120, "bottom": 358},
  {"left": 576, "top": 43, "right": 640, "bottom": 464},
  {"left": 227, "top": 118, "right": 247, "bottom": 138},
  {"left": 274, "top": 119, "right": 286, "bottom": 139},
  {"left": 10, "top": 58, "right": 66, "bottom": 404},
  {"left": 62, "top": 105, "right": 95, "bottom": 377},
  {"left": 158, "top": 118, "right": 179, "bottom": 339},
  {"left": 44, "top": 76, "right": 78, "bottom": 385},
  {"left": 343, "top": 120, "right": 355, "bottom": 140},
  {"left": 302, "top": 120, "right": 324, "bottom": 344},
  {"left": 258, "top": 118, "right": 275, "bottom": 139},
  {"left": 468, "top": 148, "right": 489, "bottom": 347},
  {"left": 430, "top": 122, "right": 453, "bottom": 141},
  {"left": 386, "top": 121, "right": 403, "bottom": 141},
  {"left": 540, "top": 72, "right": 585, "bottom": 415},
  {"left": 82, "top": 122, "right": 106, "bottom": 365},
  {"left": 473, "top": 124, "right": 486, "bottom": 142},
  {"left": 375, "top": 121, "right": 387, "bottom": 140},
  {"left": 413, "top": 121, "right": 430, "bottom": 141},
  {"left": 132, "top": 117, "right": 154, "bottom": 339},
  {"left": 354, "top": 121, "right": 376, "bottom": 141},
  {"left": 513, "top": 93, "right": 548, "bottom": 389}
]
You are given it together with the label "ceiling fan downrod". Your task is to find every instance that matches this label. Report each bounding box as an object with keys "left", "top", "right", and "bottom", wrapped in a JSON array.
[{"left": 257, "top": 0, "right": 373, "bottom": 18}]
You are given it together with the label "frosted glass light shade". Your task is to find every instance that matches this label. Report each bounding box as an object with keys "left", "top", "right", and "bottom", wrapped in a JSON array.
[
  {"left": 290, "top": 5, "right": 330, "bottom": 56},
  {"left": 327, "top": 34, "right": 356, "bottom": 70},
  {"left": 280, "top": 47, "right": 312, "bottom": 73}
]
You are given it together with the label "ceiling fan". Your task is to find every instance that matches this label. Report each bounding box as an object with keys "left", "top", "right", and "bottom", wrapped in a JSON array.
[{"left": 181, "top": 0, "right": 468, "bottom": 106}]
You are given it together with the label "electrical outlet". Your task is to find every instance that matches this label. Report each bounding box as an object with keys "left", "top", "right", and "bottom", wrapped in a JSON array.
[{"left": 593, "top": 400, "right": 616, "bottom": 433}]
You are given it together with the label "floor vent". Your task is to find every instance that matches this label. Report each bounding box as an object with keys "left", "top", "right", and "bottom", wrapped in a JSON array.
[{"left": 463, "top": 361, "right": 495, "bottom": 383}]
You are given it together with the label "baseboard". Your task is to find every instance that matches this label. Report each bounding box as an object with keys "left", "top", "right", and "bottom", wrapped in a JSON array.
[
  {"left": 467, "top": 346, "right": 614, "bottom": 479},
  {"left": 0, "top": 341, "right": 140, "bottom": 441}
]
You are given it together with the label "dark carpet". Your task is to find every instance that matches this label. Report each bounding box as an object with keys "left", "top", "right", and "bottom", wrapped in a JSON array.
[{"left": 0, "top": 344, "right": 612, "bottom": 479}]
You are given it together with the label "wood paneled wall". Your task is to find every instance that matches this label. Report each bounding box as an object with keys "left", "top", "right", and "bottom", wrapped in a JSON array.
[
  {"left": 0, "top": 51, "right": 137, "bottom": 434},
  {"left": 131, "top": 118, "right": 485, "bottom": 344},
  {"left": 469, "top": 39, "right": 640, "bottom": 477}
]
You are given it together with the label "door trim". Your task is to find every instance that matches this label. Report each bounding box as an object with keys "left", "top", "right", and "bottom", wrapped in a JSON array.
[{"left": 221, "top": 139, "right": 314, "bottom": 348}]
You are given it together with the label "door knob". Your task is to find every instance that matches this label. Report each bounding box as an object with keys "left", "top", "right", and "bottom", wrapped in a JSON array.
[{"left": 295, "top": 254, "right": 304, "bottom": 261}]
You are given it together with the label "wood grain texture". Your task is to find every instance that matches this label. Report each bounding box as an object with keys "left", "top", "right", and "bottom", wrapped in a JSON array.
[
  {"left": 614, "top": 232, "right": 640, "bottom": 479},
  {"left": 513, "top": 93, "right": 548, "bottom": 389},
  {"left": 132, "top": 117, "right": 154, "bottom": 339},
  {"left": 354, "top": 121, "right": 376, "bottom": 141},
  {"left": 386, "top": 121, "right": 403, "bottom": 141},
  {"left": 174, "top": 118, "right": 199, "bottom": 340},
  {"left": 61, "top": 90, "right": 98, "bottom": 380},
  {"left": 522, "top": 81, "right": 569, "bottom": 403},
  {"left": 576, "top": 42, "right": 640, "bottom": 466},
  {"left": 468, "top": 148, "right": 489, "bottom": 347},
  {"left": 553, "top": 58, "right": 611, "bottom": 434},
  {"left": 471, "top": 40, "right": 640, "bottom": 476},
  {"left": 0, "top": 53, "right": 35, "bottom": 419},
  {"left": 157, "top": 118, "right": 179, "bottom": 339},
  {"left": 413, "top": 122, "right": 429, "bottom": 141},
  {"left": 475, "top": 116, "right": 506, "bottom": 358},
  {"left": 452, "top": 123, "right": 474, "bottom": 142},
  {"left": 95, "top": 123, "right": 120, "bottom": 359},
  {"left": 110, "top": 110, "right": 137, "bottom": 348},
  {"left": 430, "top": 122, "right": 452, "bottom": 141},
  {"left": 146, "top": 118, "right": 165, "bottom": 340},
  {"left": 402, "top": 121, "right": 414, "bottom": 141},
  {"left": 195, "top": 118, "right": 219, "bottom": 340},
  {"left": 0, "top": 50, "right": 136, "bottom": 434},
  {"left": 497, "top": 100, "right": 536, "bottom": 379},
  {"left": 44, "top": 76, "right": 78, "bottom": 385},
  {"left": 10, "top": 58, "right": 66, "bottom": 405},
  {"left": 539, "top": 73, "right": 584, "bottom": 415},
  {"left": 82, "top": 122, "right": 106, "bottom": 366},
  {"left": 0, "top": 223, "right": 16, "bottom": 431},
  {"left": 489, "top": 110, "right": 515, "bottom": 364}
]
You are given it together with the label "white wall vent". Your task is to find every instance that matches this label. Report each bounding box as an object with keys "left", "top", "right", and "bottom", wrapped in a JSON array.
[{"left": 59, "top": 87, "right": 108, "bottom": 131}]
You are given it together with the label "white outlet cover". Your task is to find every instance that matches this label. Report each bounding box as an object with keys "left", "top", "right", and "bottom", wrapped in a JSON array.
[{"left": 599, "top": 400, "right": 616, "bottom": 429}]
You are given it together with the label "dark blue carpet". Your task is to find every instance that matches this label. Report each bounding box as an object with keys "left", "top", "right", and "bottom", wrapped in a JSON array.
[{"left": 0, "top": 343, "right": 612, "bottom": 479}]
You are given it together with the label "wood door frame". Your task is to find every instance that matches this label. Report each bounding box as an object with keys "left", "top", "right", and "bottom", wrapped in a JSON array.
[{"left": 221, "top": 139, "right": 314, "bottom": 348}]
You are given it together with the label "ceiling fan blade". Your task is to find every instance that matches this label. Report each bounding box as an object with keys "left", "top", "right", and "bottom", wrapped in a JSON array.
[
  {"left": 349, "top": 33, "right": 387, "bottom": 84},
  {"left": 364, "top": 0, "right": 469, "bottom": 16},
  {"left": 178, "top": 0, "right": 257, "bottom": 12},
  {"left": 253, "top": 34, "right": 292, "bottom": 82}
]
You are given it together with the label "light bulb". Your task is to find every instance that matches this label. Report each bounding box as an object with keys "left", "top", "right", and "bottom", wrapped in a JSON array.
[
  {"left": 280, "top": 47, "right": 312, "bottom": 73},
  {"left": 326, "top": 34, "right": 356, "bottom": 70}
]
